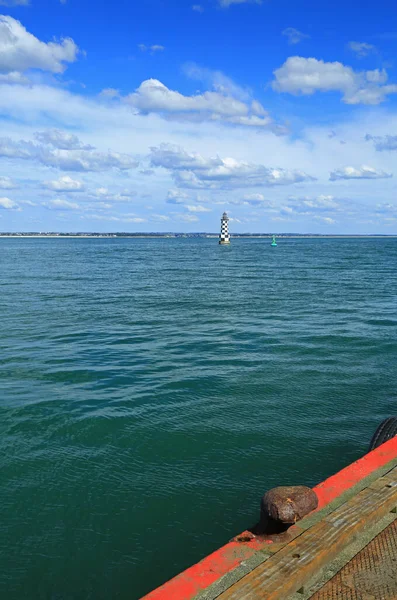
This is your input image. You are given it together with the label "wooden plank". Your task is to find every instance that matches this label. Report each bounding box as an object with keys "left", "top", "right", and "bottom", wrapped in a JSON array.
[
  {"left": 218, "top": 468, "right": 397, "bottom": 600},
  {"left": 367, "top": 466, "right": 397, "bottom": 490},
  {"left": 310, "top": 520, "right": 397, "bottom": 600}
]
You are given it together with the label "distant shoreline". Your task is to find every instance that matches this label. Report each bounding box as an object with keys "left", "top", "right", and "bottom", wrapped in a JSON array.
[{"left": 1, "top": 234, "right": 397, "bottom": 239}]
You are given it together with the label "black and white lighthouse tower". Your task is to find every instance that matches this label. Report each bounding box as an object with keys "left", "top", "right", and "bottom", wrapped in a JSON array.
[{"left": 219, "top": 212, "right": 231, "bottom": 245}]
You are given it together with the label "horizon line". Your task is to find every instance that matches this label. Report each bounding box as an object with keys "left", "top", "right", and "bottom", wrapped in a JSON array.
[{"left": 1, "top": 232, "right": 397, "bottom": 238}]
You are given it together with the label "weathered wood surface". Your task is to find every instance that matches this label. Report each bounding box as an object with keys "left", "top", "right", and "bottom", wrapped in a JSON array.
[
  {"left": 310, "top": 519, "right": 397, "bottom": 599},
  {"left": 218, "top": 467, "right": 397, "bottom": 600}
]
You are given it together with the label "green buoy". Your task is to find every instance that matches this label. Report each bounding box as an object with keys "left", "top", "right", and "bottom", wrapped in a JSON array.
[{"left": 271, "top": 235, "right": 277, "bottom": 247}]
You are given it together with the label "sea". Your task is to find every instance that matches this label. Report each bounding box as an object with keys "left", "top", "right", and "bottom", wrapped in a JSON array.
[{"left": 1, "top": 236, "right": 396, "bottom": 599}]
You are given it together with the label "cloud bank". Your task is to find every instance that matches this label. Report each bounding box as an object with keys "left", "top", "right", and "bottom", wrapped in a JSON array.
[
  {"left": 0, "top": 16, "right": 79, "bottom": 74},
  {"left": 273, "top": 56, "right": 397, "bottom": 105},
  {"left": 329, "top": 165, "right": 392, "bottom": 180},
  {"left": 150, "top": 143, "right": 316, "bottom": 189}
]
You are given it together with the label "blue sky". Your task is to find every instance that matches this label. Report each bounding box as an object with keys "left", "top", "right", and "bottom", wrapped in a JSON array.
[{"left": 1, "top": 0, "right": 397, "bottom": 233}]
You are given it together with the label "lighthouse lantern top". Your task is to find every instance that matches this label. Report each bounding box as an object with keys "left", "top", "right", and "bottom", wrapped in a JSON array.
[{"left": 222, "top": 212, "right": 229, "bottom": 221}]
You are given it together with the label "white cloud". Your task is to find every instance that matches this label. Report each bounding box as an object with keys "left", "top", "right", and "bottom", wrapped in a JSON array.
[
  {"left": 230, "top": 193, "right": 271, "bottom": 207},
  {"left": 218, "top": 0, "right": 262, "bottom": 7},
  {"left": 99, "top": 88, "right": 120, "bottom": 99},
  {"left": 0, "top": 71, "right": 29, "bottom": 84},
  {"left": 183, "top": 63, "right": 252, "bottom": 102},
  {"left": 365, "top": 70, "right": 388, "bottom": 84},
  {"left": 314, "top": 216, "right": 336, "bottom": 224},
  {"left": 0, "top": 72, "right": 286, "bottom": 144},
  {"left": 274, "top": 57, "right": 354, "bottom": 95},
  {"left": 138, "top": 44, "right": 165, "bottom": 53},
  {"left": 93, "top": 187, "right": 110, "bottom": 197},
  {"left": 220, "top": 114, "right": 276, "bottom": 128},
  {"left": 0, "top": 16, "right": 79, "bottom": 74},
  {"left": 285, "top": 195, "right": 341, "bottom": 214},
  {"left": 374, "top": 203, "right": 397, "bottom": 216},
  {"left": 128, "top": 78, "right": 246, "bottom": 115},
  {"left": 152, "top": 145, "right": 221, "bottom": 171},
  {"left": 0, "top": 196, "right": 18, "bottom": 208},
  {"left": 40, "top": 148, "right": 138, "bottom": 172},
  {"left": 0, "top": 136, "right": 138, "bottom": 172},
  {"left": 47, "top": 199, "right": 80, "bottom": 210},
  {"left": 192, "top": 4, "right": 204, "bottom": 12},
  {"left": 329, "top": 165, "right": 392, "bottom": 180},
  {"left": 91, "top": 202, "right": 112, "bottom": 210},
  {"left": 365, "top": 134, "right": 397, "bottom": 151},
  {"left": 0, "top": 175, "right": 17, "bottom": 189},
  {"left": 151, "top": 213, "right": 170, "bottom": 221},
  {"left": 243, "top": 193, "right": 265, "bottom": 201},
  {"left": 2, "top": 60, "right": 397, "bottom": 233},
  {"left": 175, "top": 213, "right": 199, "bottom": 222},
  {"left": 0, "top": 137, "right": 34, "bottom": 159},
  {"left": 89, "top": 214, "right": 147, "bottom": 223},
  {"left": 282, "top": 28, "right": 309, "bottom": 45},
  {"left": 35, "top": 129, "right": 94, "bottom": 150},
  {"left": 150, "top": 143, "right": 316, "bottom": 189},
  {"left": 272, "top": 56, "right": 397, "bottom": 105},
  {"left": 166, "top": 189, "right": 190, "bottom": 204},
  {"left": 90, "top": 188, "right": 137, "bottom": 202},
  {"left": 43, "top": 175, "right": 85, "bottom": 192},
  {"left": 185, "top": 204, "right": 212, "bottom": 212},
  {"left": 125, "top": 78, "right": 279, "bottom": 130},
  {"left": 348, "top": 42, "right": 377, "bottom": 58},
  {"left": 272, "top": 216, "right": 291, "bottom": 222},
  {"left": 263, "top": 194, "right": 344, "bottom": 223}
]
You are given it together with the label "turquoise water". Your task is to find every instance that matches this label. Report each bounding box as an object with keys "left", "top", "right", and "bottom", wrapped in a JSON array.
[{"left": 1, "top": 237, "right": 396, "bottom": 599}]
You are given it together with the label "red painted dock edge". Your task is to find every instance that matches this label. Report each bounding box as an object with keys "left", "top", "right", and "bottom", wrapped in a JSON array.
[{"left": 141, "top": 437, "right": 397, "bottom": 600}]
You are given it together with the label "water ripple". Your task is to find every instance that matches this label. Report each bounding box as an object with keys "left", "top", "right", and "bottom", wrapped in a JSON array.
[{"left": 0, "top": 237, "right": 396, "bottom": 599}]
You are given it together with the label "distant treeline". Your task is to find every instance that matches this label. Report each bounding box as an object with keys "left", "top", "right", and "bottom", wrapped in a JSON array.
[{"left": 1, "top": 233, "right": 395, "bottom": 238}]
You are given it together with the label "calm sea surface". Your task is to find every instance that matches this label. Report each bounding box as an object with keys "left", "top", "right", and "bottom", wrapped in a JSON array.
[{"left": 1, "top": 237, "right": 396, "bottom": 599}]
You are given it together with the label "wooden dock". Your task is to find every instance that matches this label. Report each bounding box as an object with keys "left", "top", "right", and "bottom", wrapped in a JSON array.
[{"left": 142, "top": 436, "right": 397, "bottom": 600}]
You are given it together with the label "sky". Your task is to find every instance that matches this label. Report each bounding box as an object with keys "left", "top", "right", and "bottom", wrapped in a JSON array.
[{"left": 1, "top": 0, "right": 397, "bottom": 233}]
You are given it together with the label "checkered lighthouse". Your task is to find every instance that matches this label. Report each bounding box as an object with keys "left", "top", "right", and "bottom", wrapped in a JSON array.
[{"left": 219, "top": 212, "right": 231, "bottom": 245}]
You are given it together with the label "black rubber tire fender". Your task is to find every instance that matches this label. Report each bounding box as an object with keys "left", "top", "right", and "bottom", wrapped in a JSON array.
[{"left": 369, "top": 417, "right": 397, "bottom": 452}]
